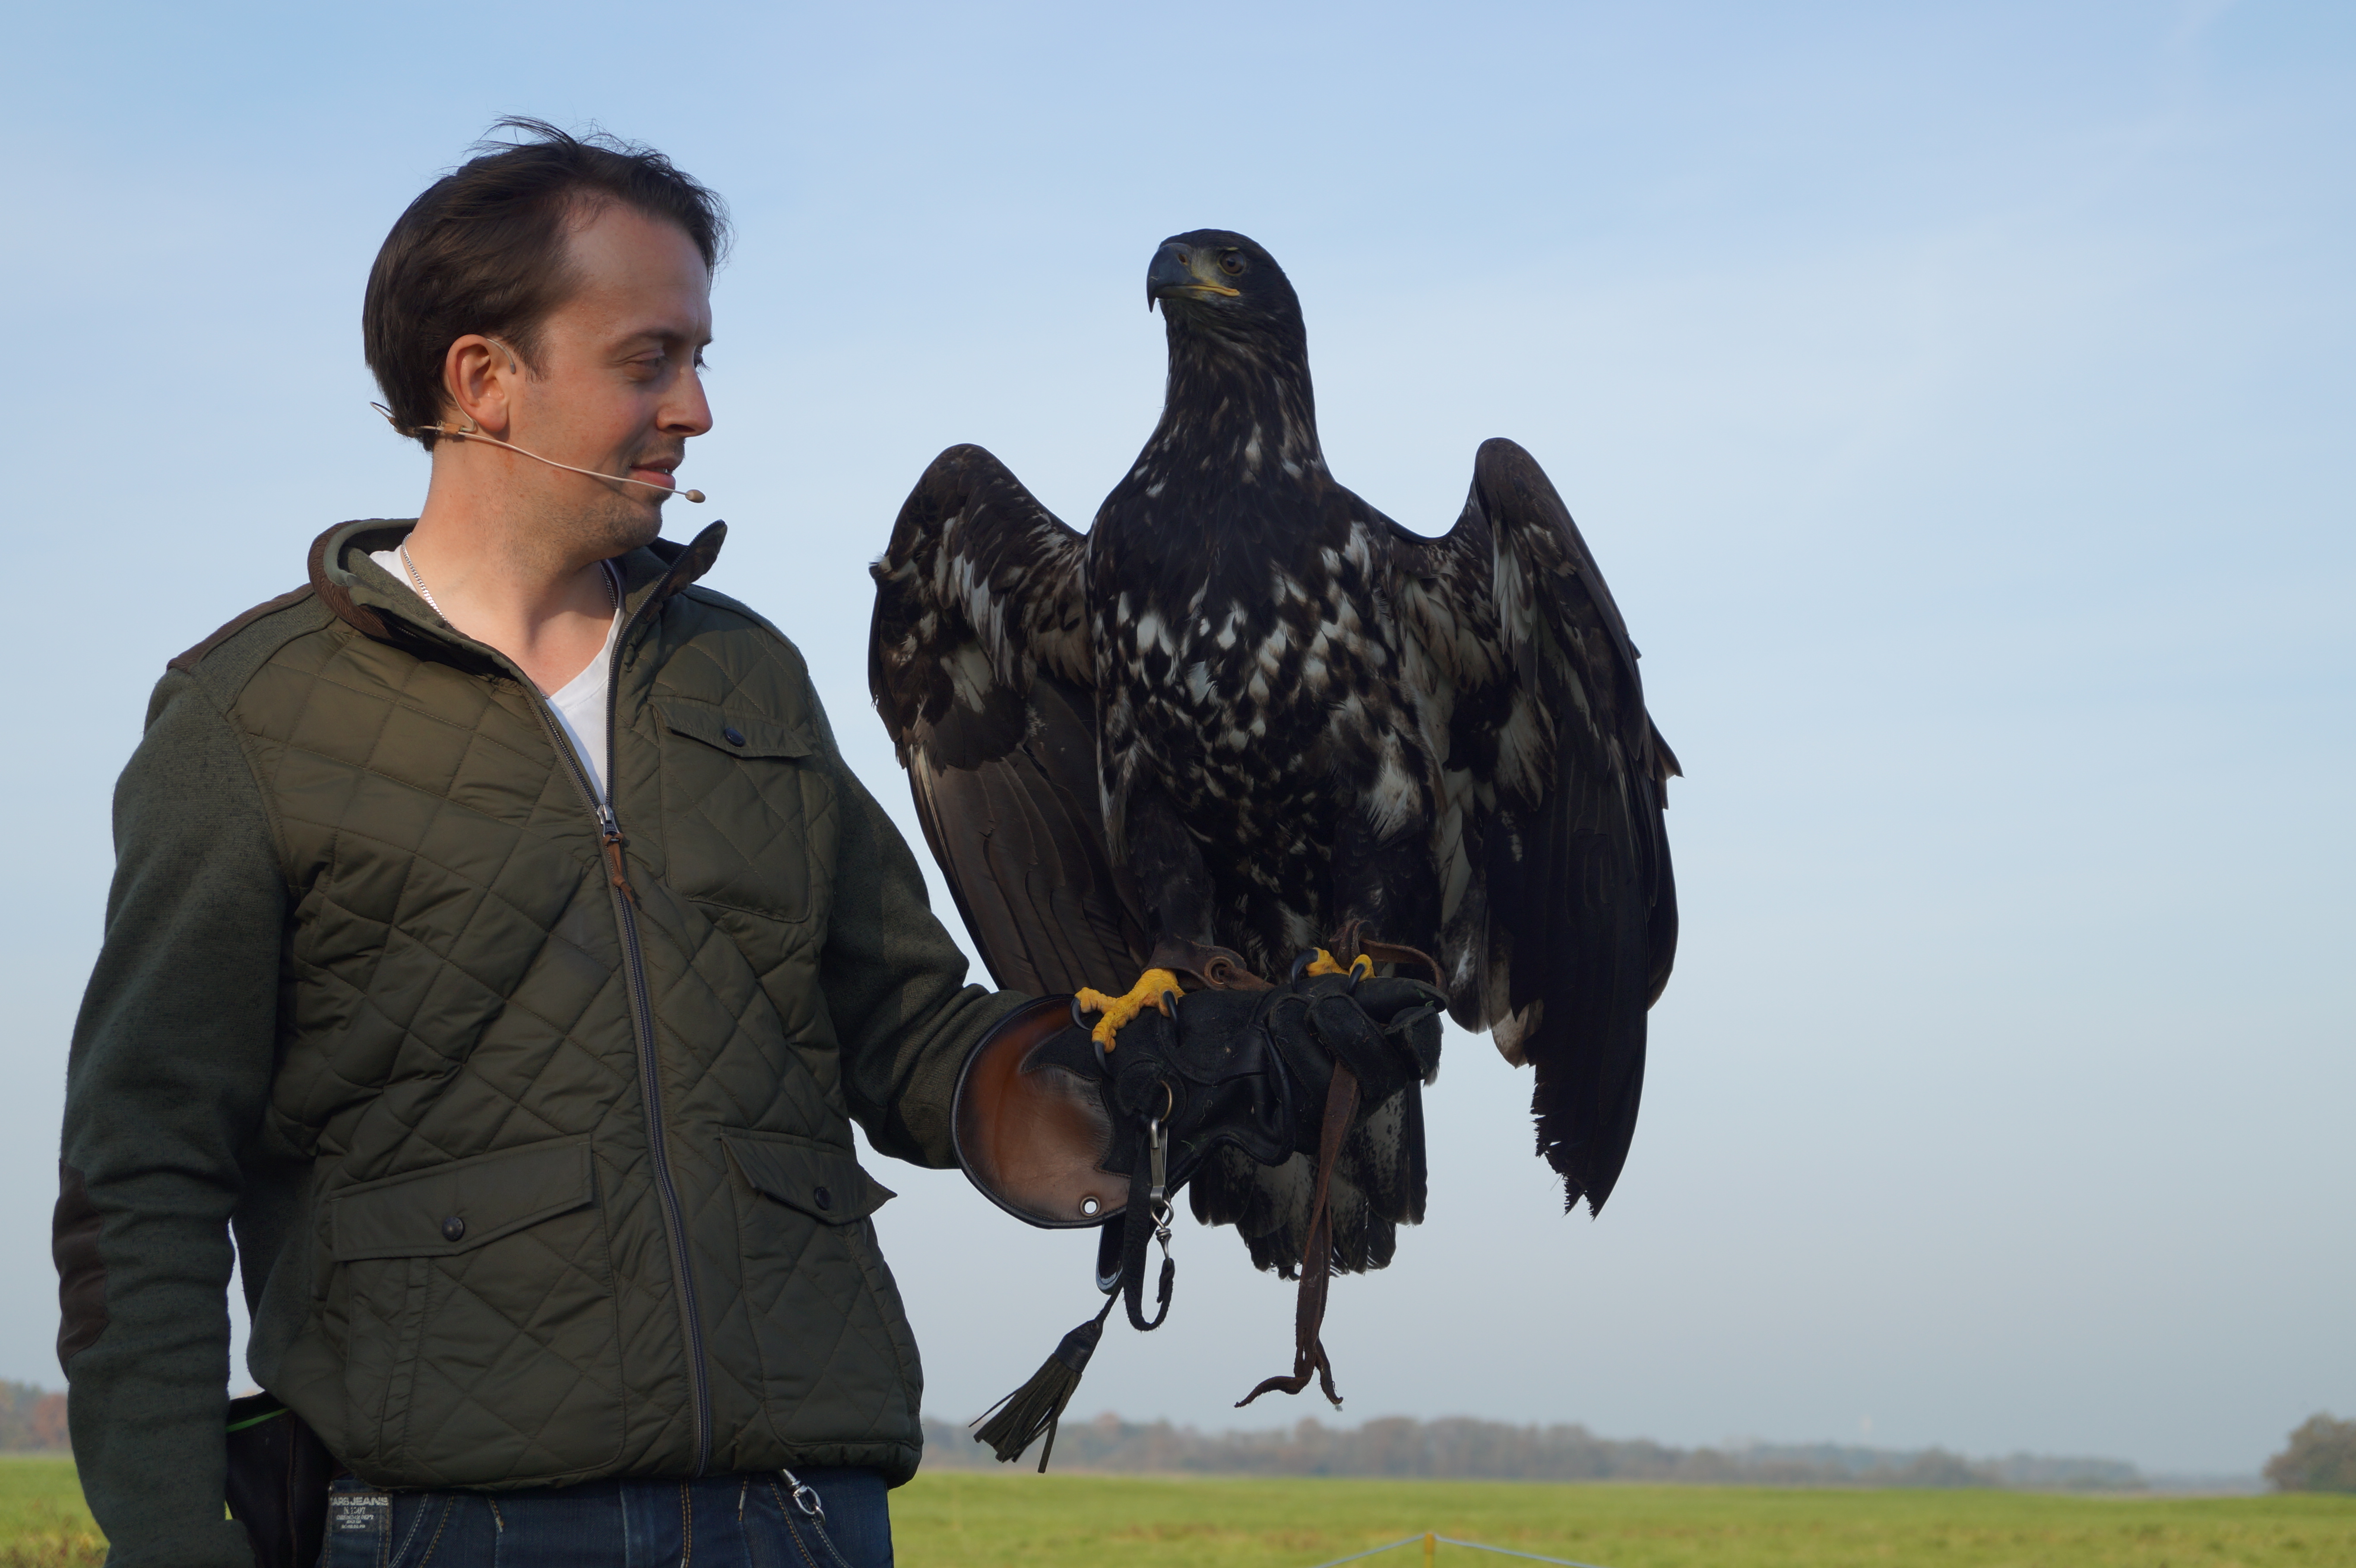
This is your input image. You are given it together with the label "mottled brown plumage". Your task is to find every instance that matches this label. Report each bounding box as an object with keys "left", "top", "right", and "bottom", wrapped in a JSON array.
[{"left": 870, "top": 230, "right": 1678, "bottom": 1276}]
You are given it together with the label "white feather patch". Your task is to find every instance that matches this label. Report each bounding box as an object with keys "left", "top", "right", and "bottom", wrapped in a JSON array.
[
  {"left": 1365, "top": 744, "right": 1419, "bottom": 839},
  {"left": 1492, "top": 1001, "right": 1542, "bottom": 1066},
  {"left": 942, "top": 642, "right": 997, "bottom": 714}
]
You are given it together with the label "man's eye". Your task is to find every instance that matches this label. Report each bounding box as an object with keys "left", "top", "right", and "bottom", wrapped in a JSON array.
[{"left": 1218, "top": 252, "right": 1246, "bottom": 277}]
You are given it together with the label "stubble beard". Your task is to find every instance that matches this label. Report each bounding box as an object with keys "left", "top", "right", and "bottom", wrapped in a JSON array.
[{"left": 538, "top": 484, "right": 667, "bottom": 575}]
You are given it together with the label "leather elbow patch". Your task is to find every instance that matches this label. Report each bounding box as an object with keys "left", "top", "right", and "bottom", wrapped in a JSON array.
[{"left": 53, "top": 1162, "right": 108, "bottom": 1369}]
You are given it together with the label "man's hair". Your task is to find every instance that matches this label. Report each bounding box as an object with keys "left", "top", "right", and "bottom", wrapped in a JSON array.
[{"left": 364, "top": 117, "right": 729, "bottom": 448}]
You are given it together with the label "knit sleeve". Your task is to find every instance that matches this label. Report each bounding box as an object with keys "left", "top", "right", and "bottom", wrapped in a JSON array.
[
  {"left": 58, "top": 668, "right": 285, "bottom": 1568},
  {"left": 805, "top": 684, "right": 1029, "bottom": 1168}
]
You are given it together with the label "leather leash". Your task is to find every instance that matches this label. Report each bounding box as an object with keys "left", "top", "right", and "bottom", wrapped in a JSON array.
[{"left": 1237, "top": 1058, "right": 1361, "bottom": 1408}]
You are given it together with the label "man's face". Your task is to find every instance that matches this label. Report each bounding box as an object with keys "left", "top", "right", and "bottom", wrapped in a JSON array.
[{"left": 495, "top": 200, "right": 715, "bottom": 558}]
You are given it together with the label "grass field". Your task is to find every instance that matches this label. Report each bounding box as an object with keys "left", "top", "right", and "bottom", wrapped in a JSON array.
[
  {"left": 6, "top": 1457, "right": 2353, "bottom": 1567},
  {"left": 895, "top": 1474, "right": 2356, "bottom": 1568},
  {"left": 0, "top": 1461, "right": 101, "bottom": 1568}
]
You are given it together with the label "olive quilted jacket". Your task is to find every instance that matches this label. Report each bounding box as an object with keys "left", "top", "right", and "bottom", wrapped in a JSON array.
[{"left": 54, "top": 519, "right": 1023, "bottom": 1568}]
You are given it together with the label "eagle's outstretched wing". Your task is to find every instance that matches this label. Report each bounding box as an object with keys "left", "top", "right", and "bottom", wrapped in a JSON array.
[
  {"left": 1393, "top": 438, "right": 1680, "bottom": 1215},
  {"left": 868, "top": 444, "right": 1150, "bottom": 996}
]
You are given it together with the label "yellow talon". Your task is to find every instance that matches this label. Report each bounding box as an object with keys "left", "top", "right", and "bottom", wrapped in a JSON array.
[
  {"left": 1302, "top": 950, "right": 1376, "bottom": 980},
  {"left": 1074, "top": 968, "right": 1183, "bottom": 1050}
]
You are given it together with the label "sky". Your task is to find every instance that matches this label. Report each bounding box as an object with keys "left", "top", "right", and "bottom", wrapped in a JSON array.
[{"left": 2, "top": 1, "right": 2349, "bottom": 1479}]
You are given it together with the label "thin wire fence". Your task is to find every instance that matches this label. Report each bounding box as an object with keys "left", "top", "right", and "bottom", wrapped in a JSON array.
[{"left": 1302, "top": 1533, "right": 1609, "bottom": 1568}]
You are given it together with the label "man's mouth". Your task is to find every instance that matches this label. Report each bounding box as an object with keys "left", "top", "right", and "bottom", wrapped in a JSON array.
[{"left": 627, "top": 462, "right": 679, "bottom": 491}]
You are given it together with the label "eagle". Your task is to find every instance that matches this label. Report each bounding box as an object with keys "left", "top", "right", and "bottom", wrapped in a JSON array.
[{"left": 869, "top": 229, "right": 1678, "bottom": 1287}]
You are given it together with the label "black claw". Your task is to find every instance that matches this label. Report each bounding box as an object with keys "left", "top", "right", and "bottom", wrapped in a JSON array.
[{"left": 1288, "top": 950, "right": 1317, "bottom": 984}]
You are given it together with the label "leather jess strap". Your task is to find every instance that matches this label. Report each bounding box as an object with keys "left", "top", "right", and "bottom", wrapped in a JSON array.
[{"left": 1236, "top": 1060, "right": 1360, "bottom": 1408}]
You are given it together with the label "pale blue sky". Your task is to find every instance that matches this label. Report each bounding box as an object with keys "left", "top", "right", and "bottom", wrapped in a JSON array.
[{"left": 4, "top": 2, "right": 2348, "bottom": 1476}]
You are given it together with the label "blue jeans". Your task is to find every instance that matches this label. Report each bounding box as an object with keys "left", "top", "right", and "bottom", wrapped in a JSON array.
[{"left": 319, "top": 1468, "right": 893, "bottom": 1568}]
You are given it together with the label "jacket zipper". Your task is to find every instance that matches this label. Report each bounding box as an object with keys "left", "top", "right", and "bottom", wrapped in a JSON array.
[{"left": 528, "top": 591, "right": 716, "bottom": 1477}]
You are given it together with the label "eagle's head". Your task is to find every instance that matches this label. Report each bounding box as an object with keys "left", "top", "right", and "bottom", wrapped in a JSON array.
[{"left": 1148, "top": 230, "right": 1304, "bottom": 354}]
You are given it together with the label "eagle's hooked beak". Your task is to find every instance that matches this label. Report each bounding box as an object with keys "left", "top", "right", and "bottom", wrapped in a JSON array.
[{"left": 1148, "top": 241, "right": 1241, "bottom": 310}]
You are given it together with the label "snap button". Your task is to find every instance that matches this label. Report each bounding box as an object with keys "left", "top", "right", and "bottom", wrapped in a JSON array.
[
  {"left": 722, "top": 726, "right": 746, "bottom": 747},
  {"left": 812, "top": 1185, "right": 833, "bottom": 1211},
  {"left": 440, "top": 1216, "right": 466, "bottom": 1242}
]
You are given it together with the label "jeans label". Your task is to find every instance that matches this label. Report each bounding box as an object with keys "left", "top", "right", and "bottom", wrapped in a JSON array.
[{"left": 330, "top": 1490, "right": 390, "bottom": 1534}]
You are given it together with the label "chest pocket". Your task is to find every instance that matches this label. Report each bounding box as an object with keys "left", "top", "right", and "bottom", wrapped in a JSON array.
[{"left": 656, "top": 696, "right": 831, "bottom": 923}]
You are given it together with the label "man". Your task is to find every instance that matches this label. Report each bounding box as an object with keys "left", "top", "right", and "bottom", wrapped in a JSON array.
[{"left": 54, "top": 120, "right": 1022, "bottom": 1567}]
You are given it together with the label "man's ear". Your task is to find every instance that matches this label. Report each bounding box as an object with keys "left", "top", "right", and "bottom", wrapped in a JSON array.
[{"left": 440, "top": 334, "right": 523, "bottom": 438}]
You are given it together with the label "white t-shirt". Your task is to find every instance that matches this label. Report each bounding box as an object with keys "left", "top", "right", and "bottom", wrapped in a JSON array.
[
  {"left": 544, "top": 609, "right": 623, "bottom": 802},
  {"left": 368, "top": 549, "right": 623, "bottom": 800}
]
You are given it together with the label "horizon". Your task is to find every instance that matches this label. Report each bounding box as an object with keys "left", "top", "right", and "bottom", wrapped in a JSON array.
[
  {"left": 0, "top": 1373, "right": 2294, "bottom": 1486},
  {"left": 3, "top": 0, "right": 2349, "bottom": 1479},
  {"left": 912, "top": 1408, "right": 2271, "bottom": 1487}
]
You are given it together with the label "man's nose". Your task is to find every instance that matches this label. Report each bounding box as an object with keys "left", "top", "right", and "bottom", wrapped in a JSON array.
[{"left": 666, "top": 367, "right": 715, "bottom": 437}]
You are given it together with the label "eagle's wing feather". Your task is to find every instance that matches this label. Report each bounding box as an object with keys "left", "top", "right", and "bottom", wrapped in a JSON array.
[
  {"left": 869, "top": 444, "right": 1150, "bottom": 996},
  {"left": 1392, "top": 438, "right": 1679, "bottom": 1215}
]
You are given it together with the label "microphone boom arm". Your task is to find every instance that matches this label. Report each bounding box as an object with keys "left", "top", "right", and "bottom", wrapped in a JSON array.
[{"left": 370, "top": 402, "right": 706, "bottom": 503}]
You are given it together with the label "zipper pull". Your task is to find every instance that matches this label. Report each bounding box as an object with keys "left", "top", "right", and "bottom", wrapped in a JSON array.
[{"left": 598, "top": 804, "right": 638, "bottom": 904}]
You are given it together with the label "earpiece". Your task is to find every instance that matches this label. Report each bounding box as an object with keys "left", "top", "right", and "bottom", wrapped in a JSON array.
[{"left": 370, "top": 403, "right": 706, "bottom": 503}]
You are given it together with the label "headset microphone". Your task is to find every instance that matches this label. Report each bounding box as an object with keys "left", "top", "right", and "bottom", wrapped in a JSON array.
[{"left": 370, "top": 403, "right": 706, "bottom": 503}]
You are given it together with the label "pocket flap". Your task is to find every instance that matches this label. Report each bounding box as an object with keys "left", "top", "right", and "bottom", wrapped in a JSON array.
[
  {"left": 658, "top": 697, "right": 813, "bottom": 760},
  {"left": 722, "top": 1132, "right": 894, "bottom": 1224},
  {"left": 332, "top": 1140, "right": 595, "bottom": 1261}
]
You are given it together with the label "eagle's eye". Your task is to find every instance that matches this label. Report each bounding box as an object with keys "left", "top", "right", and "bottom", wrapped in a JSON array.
[{"left": 1218, "top": 251, "right": 1246, "bottom": 277}]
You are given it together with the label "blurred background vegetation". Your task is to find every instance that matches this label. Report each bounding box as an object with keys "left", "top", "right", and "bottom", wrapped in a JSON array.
[{"left": 2265, "top": 1413, "right": 2356, "bottom": 1494}]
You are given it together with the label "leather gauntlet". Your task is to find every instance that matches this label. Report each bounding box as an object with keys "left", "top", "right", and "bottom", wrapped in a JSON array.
[
  {"left": 950, "top": 970, "right": 1448, "bottom": 1465},
  {"left": 952, "top": 974, "right": 1445, "bottom": 1231}
]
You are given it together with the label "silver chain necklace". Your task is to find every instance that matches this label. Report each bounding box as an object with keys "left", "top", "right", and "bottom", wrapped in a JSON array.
[{"left": 398, "top": 541, "right": 620, "bottom": 623}]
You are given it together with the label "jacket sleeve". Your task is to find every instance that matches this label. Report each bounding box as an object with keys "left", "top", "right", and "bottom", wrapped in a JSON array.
[
  {"left": 58, "top": 669, "right": 285, "bottom": 1568},
  {"left": 807, "top": 699, "right": 1029, "bottom": 1169}
]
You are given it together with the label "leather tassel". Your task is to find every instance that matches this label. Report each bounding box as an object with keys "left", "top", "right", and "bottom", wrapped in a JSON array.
[{"left": 971, "top": 1294, "right": 1116, "bottom": 1472}]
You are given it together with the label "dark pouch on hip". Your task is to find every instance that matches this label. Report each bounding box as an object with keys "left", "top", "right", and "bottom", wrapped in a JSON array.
[{"left": 224, "top": 1392, "right": 335, "bottom": 1568}]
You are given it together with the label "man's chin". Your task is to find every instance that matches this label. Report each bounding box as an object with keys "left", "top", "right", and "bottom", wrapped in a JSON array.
[
  {"left": 621, "top": 506, "right": 668, "bottom": 550},
  {"left": 588, "top": 496, "right": 668, "bottom": 558},
  {"left": 612, "top": 494, "right": 669, "bottom": 544}
]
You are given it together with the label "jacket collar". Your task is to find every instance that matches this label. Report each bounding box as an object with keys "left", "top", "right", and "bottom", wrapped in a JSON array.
[{"left": 307, "top": 517, "right": 728, "bottom": 665}]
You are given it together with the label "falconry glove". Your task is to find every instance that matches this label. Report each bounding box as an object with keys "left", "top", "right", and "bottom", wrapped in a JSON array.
[
  {"left": 1099, "top": 975, "right": 1444, "bottom": 1172},
  {"left": 952, "top": 969, "right": 1445, "bottom": 1466}
]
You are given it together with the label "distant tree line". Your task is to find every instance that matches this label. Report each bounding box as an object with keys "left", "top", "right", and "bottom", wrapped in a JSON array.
[
  {"left": 0, "top": 1381, "right": 68, "bottom": 1452},
  {"left": 919, "top": 1413, "right": 2144, "bottom": 1490},
  {"left": 2266, "top": 1414, "right": 2356, "bottom": 1493},
  {"left": 29, "top": 1381, "right": 2334, "bottom": 1486}
]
